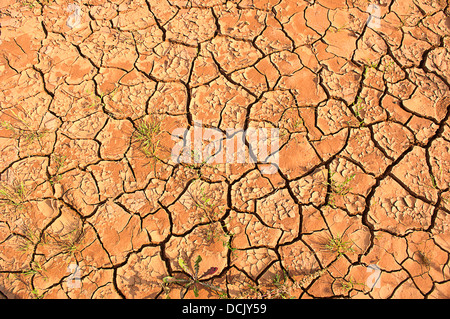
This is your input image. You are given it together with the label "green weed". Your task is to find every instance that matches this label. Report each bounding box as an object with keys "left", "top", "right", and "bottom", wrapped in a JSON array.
[
  {"left": 31, "top": 288, "right": 43, "bottom": 299},
  {"left": 21, "top": 0, "right": 54, "bottom": 9},
  {"left": 0, "top": 180, "right": 29, "bottom": 210},
  {"left": 17, "top": 226, "right": 42, "bottom": 253},
  {"left": 47, "top": 223, "right": 85, "bottom": 257},
  {"left": 23, "top": 261, "right": 47, "bottom": 281},
  {"left": 261, "top": 271, "right": 294, "bottom": 299},
  {"left": 340, "top": 276, "right": 365, "bottom": 292},
  {"left": 134, "top": 116, "right": 163, "bottom": 159},
  {"left": 382, "top": 60, "right": 395, "bottom": 74},
  {"left": 185, "top": 149, "right": 215, "bottom": 170},
  {"left": 329, "top": 172, "right": 356, "bottom": 196},
  {"left": 84, "top": 89, "right": 105, "bottom": 109},
  {"left": 0, "top": 109, "right": 47, "bottom": 146},
  {"left": 189, "top": 187, "right": 236, "bottom": 253},
  {"left": 239, "top": 268, "right": 328, "bottom": 299},
  {"left": 49, "top": 154, "right": 67, "bottom": 185},
  {"left": 364, "top": 59, "right": 379, "bottom": 76},
  {"left": 163, "top": 256, "right": 223, "bottom": 298},
  {"left": 353, "top": 96, "right": 366, "bottom": 126},
  {"left": 325, "top": 233, "right": 354, "bottom": 258},
  {"left": 325, "top": 171, "right": 356, "bottom": 208}
]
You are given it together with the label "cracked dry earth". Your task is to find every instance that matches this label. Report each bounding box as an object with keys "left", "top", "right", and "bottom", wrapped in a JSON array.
[{"left": 0, "top": 0, "right": 449, "bottom": 300}]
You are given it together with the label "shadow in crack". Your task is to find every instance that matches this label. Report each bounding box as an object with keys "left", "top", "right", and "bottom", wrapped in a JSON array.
[{"left": 0, "top": 283, "right": 20, "bottom": 299}]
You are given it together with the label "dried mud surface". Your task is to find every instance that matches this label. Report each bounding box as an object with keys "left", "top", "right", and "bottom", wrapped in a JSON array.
[{"left": 0, "top": 0, "right": 449, "bottom": 299}]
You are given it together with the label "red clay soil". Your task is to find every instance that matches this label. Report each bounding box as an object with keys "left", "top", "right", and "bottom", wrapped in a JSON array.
[{"left": 0, "top": 0, "right": 449, "bottom": 299}]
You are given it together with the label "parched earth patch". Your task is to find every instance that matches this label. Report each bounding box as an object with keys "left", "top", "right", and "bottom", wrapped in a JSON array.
[{"left": 0, "top": 0, "right": 449, "bottom": 299}]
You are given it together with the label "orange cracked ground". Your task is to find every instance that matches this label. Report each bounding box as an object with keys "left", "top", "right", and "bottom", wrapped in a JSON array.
[{"left": 0, "top": 0, "right": 449, "bottom": 300}]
